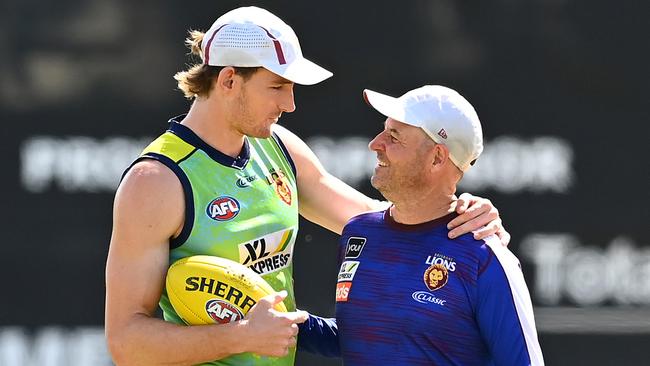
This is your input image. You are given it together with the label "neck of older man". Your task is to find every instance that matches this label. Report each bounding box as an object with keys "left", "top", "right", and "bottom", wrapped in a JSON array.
[{"left": 389, "top": 165, "right": 461, "bottom": 225}]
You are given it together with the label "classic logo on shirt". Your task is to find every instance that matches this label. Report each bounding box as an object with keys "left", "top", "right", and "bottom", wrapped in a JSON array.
[
  {"left": 205, "top": 299, "right": 244, "bottom": 324},
  {"left": 206, "top": 196, "right": 240, "bottom": 221},
  {"left": 345, "top": 237, "right": 367, "bottom": 258},
  {"left": 412, "top": 291, "right": 447, "bottom": 306},
  {"left": 238, "top": 228, "right": 295, "bottom": 275},
  {"left": 423, "top": 263, "right": 449, "bottom": 291},
  {"left": 336, "top": 282, "right": 352, "bottom": 302},
  {"left": 337, "top": 261, "right": 360, "bottom": 282}
]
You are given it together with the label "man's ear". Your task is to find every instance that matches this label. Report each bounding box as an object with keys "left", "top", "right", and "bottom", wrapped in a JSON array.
[
  {"left": 215, "top": 66, "right": 237, "bottom": 92},
  {"left": 431, "top": 144, "right": 451, "bottom": 167}
]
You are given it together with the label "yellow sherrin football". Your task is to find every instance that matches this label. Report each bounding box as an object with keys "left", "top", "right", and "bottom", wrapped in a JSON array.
[{"left": 166, "top": 255, "right": 287, "bottom": 325}]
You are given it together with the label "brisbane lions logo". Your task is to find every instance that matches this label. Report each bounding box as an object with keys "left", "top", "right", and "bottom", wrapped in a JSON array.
[
  {"left": 423, "top": 263, "right": 448, "bottom": 291},
  {"left": 264, "top": 169, "right": 292, "bottom": 205}
]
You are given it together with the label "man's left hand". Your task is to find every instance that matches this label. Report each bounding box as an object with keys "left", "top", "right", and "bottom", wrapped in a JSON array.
[{"left": 447, "top": 193, "right": 511, "bottom": 246}]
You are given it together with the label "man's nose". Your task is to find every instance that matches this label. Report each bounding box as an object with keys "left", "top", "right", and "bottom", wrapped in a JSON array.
[
  {"left": 368, "top": 131, "right": 386, "bottom": 151},
  {"left": 279, "top": 88, "right": 296, "bottom": 113}
]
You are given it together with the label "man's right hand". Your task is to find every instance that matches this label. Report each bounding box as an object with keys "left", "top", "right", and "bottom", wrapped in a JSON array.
[{"left": 239, "top": 291, "right": 309, "bottom": 357}]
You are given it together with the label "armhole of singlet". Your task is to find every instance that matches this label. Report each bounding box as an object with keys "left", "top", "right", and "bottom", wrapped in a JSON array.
[
  {"left": 123, "top": 152, "right": 195, "bottom": 250},
  {"left": 271, "top": 132, "right": 297, "bottom": 178}
]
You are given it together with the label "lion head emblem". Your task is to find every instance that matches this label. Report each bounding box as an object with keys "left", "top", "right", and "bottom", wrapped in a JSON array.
[
  {"left": 269, "top": 170, "right": 292, "bottom": 205},
  {"left": 423, "top": 263, "right": 448, "bottom": 291}
]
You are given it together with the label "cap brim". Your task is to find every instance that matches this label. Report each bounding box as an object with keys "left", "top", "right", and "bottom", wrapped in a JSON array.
[
  {"left": 265, "top": 57, "right": 333, "bottom": 85},
  {"left": 364, "top": 89, "right": 445, "bottom": 146},
  {"left": 363, "top": 89, "right": 412, "bottom": 125}
]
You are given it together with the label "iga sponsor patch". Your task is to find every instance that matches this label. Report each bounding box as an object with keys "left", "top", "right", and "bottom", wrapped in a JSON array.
[{"left": 206, "top": 196, "right": 240, "bottom": 221}]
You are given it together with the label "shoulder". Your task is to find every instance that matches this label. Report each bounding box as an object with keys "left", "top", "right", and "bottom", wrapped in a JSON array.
[
  {"left": 342, "top": 210, "right": 385, "bottom": 233},
  {"left": 142, "top": 129, "right": 196, "bottom": 163},
  {"left": 112, "top": 159, "right": 185, "bottom": 242},
  {"left": 271, "top": 124, "right": 315, "bottom": 162},
  {"left": 441, "top": 232, "right": 497, "bottom": 268},
  {"left": 480, "top": 234, "right": 522, "bottom": 270},
  {"left": 116, "top": 159, "right": 184, "bottom": 213},
  {"left": 348, "top": 210, "right": 384, "bottom": 225},
  {"left": 271, "top": 124, "right": 303, "bottom": 147},
  {"left": 454, "top": 234, "right": 523, "bottom": 280},
  {"left": 271, "top": 124, "right": 328, "bottom": 181},
  {"left": 122, "top": 159, "right": 180, "bottom": 189}
]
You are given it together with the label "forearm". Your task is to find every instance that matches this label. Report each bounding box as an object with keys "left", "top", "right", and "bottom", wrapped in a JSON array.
[
  {"left": 107, "top": 313, "right": 247, "bottom": 366},
  {"left": 299, "top": 174, "right": 385, "bottom": 234}
]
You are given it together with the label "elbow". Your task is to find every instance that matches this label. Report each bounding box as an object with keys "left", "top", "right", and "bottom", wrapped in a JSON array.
[{"left": 106, "top": 328, "right": 135, "bottom": 366}]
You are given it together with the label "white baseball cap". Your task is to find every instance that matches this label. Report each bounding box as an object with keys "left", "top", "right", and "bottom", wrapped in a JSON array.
[
  {"left": 201, "top": 6, "right": 333, "bottom": 85},
  {"left": 364, "top": 85, "right": 483, "bottom": 172}
]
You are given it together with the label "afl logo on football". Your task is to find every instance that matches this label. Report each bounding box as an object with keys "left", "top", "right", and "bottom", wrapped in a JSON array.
[
  {"left": 205, "top": 299, "right": 244, "bottom": 324},
  {"left": 206, "top": 196, "right": 240, "bottom": 221},
  {"left": 423, "top": 263, "right": 448, "bottom": 291}
]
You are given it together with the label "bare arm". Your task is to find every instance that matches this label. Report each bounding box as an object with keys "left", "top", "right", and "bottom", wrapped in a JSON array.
[
  {"left": 105, "top": 160, "right": 306, "bottom": 365},
  {"left": 274, "top": 125, "right": 386, "bottom": 234}
]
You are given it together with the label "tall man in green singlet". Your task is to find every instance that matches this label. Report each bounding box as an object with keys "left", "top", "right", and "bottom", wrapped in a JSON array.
[{"left": 105, "top": 6, "right": 510, "bottom": 366}]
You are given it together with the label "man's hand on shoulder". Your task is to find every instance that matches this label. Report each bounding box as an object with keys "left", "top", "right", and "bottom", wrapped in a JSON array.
[{"left": 447, "top": 193, "right": 511, "bottom": 246}]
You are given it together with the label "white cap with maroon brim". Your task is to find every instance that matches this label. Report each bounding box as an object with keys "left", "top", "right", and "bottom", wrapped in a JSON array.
[{"left": 201, "top": 6, "right": 332, "bottom": 85}]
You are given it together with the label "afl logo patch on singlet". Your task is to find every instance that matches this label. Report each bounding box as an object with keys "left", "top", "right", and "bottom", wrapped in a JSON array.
[{"left": 206, "top": 196, "right": 241, "bottom": 221}]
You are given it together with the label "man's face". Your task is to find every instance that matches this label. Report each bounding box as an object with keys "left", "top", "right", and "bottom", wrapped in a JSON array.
[
  {"left": 231, "top": 68, "right": 295, "bottom": 138},
  {"left": 368, "top": 118, "right": 433, "bottom": 200}
]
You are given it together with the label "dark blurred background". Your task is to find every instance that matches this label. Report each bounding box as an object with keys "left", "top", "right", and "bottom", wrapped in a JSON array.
[{"left": 2, "top": 0, "right": 649, "bottom": 365}]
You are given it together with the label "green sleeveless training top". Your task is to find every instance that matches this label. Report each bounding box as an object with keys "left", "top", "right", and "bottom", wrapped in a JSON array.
[{"left": 134, "top": 117, "right": 299, "bottom": 366}]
